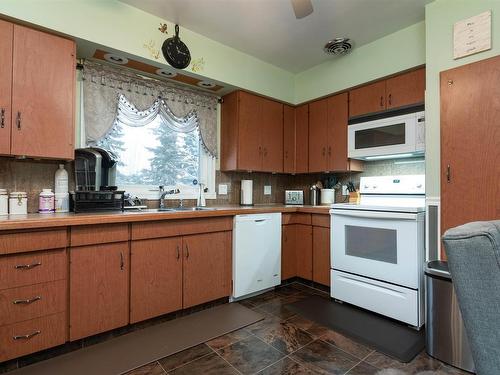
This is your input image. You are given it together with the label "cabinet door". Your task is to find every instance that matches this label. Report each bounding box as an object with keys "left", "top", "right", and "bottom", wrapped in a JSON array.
[
  {"left": 440, "top": 58, "right": 500, "bottom": 255},
  {"left": 0, "top": 20, "right": 12, "bottom": 156},
  {"left": 283, "top": 105, "right": 295, "bottom": 173},
  {"left": 295, "top": 224, "right": 313, "bottom": 280},
  {"left": 349, "top": 81, "right": 386, "bottom": 117},
  {"left": 295, "top": 104, "right": 309, "bottom": 173},
  {"left": 70, "top": 243, "right": 129, "bottom": 341},
  {"left": 262, "top": 98, "right": 283, "bottom": 172},
  {"left": 238, "top": 92, "right": 263, "bottom": 171},
  {"left": 313, "top": 226, "right": 330, "bottom": 286},
  {"left": 11, "top": 25, "right": 75, "bottom": 159},
  {"left": 308, "top": 99, "right": 328, "bottom": 172},
  {"left": 386, "top": 68, "right": 425, "bottom": 110},
  {"left": 183, "top": 231, "right": 231, "bottom": 308},
  {"left": 327, "top": 93, "right": 349, "bottom": 171},
  {"left": 281, "top": 225, "right": 296, "bottom": 280},
  {"left": 130, "top": 238, "right": 183, "bottom": 323}
]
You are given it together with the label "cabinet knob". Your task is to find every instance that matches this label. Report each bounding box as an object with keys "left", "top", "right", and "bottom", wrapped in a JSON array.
[
  {"left": 328, "top": 146, "right": 331, "bottom": 156},
  {"left": 120, "top": 252, "right": 124, "bottom": 270},
  {"left": 15, "top": 262, "right": 41, "bottom": 270},
  {"left": 16, "top": 111, "right": 21, "bottom": 130},
  {"left": 380, "top": 96, "right": 384, "bottom": 108},
  {"left": 0, "top": 108, "right": 4, "bottom": 128},
  {"left": 263, "top": 147, "right": 268, "bottom": 157},
  {"left": 13, "top": 296, "right": 41, "bottom": 305},
  {"left": 185, "top": 244, "right": 190, "bottom": 258},
  {"left": 176, "top": 245, "right": 180, "bottom": 260},
  {"left": 388, "top": 94, "right": 392, "bottom": 106},
  {"left": 446, "top": 164, "right": 451, "bottom": 183},
  {"left": 13, "top": 330, "right": 40, "bottom": 340}
]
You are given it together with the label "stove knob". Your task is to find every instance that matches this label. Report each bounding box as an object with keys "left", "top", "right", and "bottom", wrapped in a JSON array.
[
  {"left": 417, "top": 184, "right": 422, "bottom": 188},
  {"left": 364, "top": 185, "right": 369, "bottom": 189},
  {"left": 372, "top": 185, "right": 377, "bottom": 189}
]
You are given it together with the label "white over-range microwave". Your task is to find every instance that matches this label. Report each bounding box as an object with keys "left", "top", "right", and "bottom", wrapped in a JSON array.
[{"left": 348, "top": 111, "right": 425, "bottom": 160}]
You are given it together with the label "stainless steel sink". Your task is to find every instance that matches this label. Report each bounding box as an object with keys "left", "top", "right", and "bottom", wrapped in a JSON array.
[{"left": 157, "top": 207, "right": 217, "bottom": 212}]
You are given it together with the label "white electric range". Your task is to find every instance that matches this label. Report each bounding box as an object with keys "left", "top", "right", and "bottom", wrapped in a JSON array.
[{"left": 330, "top": 175, "right": 425, "bottom": 328}]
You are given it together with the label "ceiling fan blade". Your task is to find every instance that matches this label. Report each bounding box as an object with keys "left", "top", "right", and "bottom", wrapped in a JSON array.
[{"left": 291, "top": 0, "right": 313, "bottom": 19}]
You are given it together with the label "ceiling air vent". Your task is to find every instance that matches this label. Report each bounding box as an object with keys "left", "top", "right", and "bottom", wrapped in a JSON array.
[{"left": 323, "top": 38, "right": 353, "bottom": 56}]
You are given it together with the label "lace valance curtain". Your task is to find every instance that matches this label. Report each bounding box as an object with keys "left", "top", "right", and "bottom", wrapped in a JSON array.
[{"left": 82, "top": 60, "right": 219, "bottom": 157}]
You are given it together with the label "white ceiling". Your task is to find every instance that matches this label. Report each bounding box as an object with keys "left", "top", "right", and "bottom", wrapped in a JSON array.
[{"left": 121, "top": 0, "right": 431, "bottom": 73}]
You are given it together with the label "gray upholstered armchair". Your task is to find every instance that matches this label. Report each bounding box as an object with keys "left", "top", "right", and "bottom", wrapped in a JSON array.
[{"left": 443, "top": 220, "right": 500, "bottom": 375}]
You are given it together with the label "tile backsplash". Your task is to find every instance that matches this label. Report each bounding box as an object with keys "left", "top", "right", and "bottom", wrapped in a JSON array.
[{"left": 0, "top": 156, "right": 424, "bottom": 213}]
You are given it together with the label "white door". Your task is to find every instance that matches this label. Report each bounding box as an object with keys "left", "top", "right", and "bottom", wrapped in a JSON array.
[{"left": 331, "top": 209, "right": 424, "bottom": 289}]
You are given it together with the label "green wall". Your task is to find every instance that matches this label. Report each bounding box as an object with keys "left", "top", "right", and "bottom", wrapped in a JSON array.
[
  {"left": 294, "top": 22, "right": 426, "bottom": 103},
  {"left": 425, "top": 0, "right": 500, "bottom": 197},
  {"left": 0, "top": 0, "right": 295, "bottom": 103}
]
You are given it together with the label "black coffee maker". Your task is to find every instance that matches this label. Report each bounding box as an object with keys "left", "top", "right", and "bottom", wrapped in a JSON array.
[{"left": 72, "top": 147, "right": 124, "bottom": 212}]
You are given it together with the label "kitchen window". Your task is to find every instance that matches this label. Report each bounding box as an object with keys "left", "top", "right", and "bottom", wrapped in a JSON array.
[
  {"left": 96, "top": 115, "right": 215, "bottom": 200},
  {"left": 82, "top": 61, "right": 218, "bottom": 200}
]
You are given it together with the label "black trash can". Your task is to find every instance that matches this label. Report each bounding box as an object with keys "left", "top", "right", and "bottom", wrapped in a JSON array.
[{"left": 425, "top": 260, "right": 475, "bottom": 373}]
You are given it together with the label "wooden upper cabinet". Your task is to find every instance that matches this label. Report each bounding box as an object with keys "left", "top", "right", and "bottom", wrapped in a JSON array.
[
  {"left": 349, "top": 68, "right": 425, "bottom": 118},
  {"left": 221, "top": 90, "right": 284, "bottom": 172},
  {"left": 440, "top": 57, "right": 500, "bottom": 255},
  {"left": 261, "top": 98, "right": 283, "bottom": 172},
  {"left": 295, "top": 104, "right": 309, "bottom": 173},
  {"left": 0, "top": 20, "right": 13, "bottom": 156},
  {"left": 182, "top": 231, "right": 231, "bottom": 308},
  {"left": 308, "top": 98, "right": 328, "bottom": 172},
  {"left": 69, "top": 243, "right": 129, "bottom": 341},
  {"left": 237, "top": 91, "right": 262, "bottom": 171},
  {"left": 11, "top": 25, "right": 75, "bottom": 160},
  {"left": 349, "top": 81, "right": 386, "bottom": 117},
  {"left": 283, "top": 104, "right": 309, "bottom": 174},
  {"left": 386, "top": 68, "right": 425, "bottom": 110},
  {"left": 327, "top": 93, "right": 349, "bottom": 171},
  {"left": 130, "top": 238, "right": 183, "bottom": 323},
  {"left": 283, "top": 105, "right": 295, "bottom": 173}
]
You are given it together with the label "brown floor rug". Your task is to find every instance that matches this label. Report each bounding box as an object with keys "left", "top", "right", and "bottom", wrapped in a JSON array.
[{"left": 11, "top": 303, "right": 263, "bottom": 375}]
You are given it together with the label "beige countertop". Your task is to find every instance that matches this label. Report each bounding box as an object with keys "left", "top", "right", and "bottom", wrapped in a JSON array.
[{"left": 0, "top": 204, "right": 331, "bottom": 231}]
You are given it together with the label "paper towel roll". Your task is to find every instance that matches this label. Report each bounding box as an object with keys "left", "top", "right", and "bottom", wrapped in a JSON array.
[{"left": 241, "top": 180, "right": 253, "bottom": 206}]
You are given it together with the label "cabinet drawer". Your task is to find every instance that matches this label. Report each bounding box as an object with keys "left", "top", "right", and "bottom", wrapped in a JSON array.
[
  {"left": 312, "top": 214, "right": 330, "bottom": 228},
  {"left": 0, "top": 280, "right": 66, "bottom": 326},
  {"left": 70, "top": 224, "right": 129, "bottom": 246},
  {"left": 0, "top": 312, "right": 67, "bottom": 362},
  {"left": 0, "top": 249, "right": 67, "bottom": 290},
  {"left": 0, "top": 229, "right": 67, "bottom": 255},
  {"left": 132, "top": 217, "right": 233, "bottom": 240},
  {"left": 282, "top": 213, "right": 311, "bottom": 225}
]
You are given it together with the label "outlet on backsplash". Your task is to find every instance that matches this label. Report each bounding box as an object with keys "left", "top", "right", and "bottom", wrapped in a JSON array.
[{"left": 264, "top": 185, "right": 272, "bottom": 195}]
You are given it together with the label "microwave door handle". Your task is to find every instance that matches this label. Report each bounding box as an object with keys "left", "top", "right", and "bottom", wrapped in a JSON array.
[{"left": 331, "top": 210, "right": 417, "bottom": 220}]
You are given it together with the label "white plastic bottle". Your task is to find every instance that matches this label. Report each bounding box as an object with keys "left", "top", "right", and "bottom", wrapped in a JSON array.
[{"left": 54, "top": 164, "right": 69, "bottom": 213}]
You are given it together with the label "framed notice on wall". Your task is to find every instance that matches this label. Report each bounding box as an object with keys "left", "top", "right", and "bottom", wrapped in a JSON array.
[{"left": 453, "top": 10, "right": 492, "bottom": 59}]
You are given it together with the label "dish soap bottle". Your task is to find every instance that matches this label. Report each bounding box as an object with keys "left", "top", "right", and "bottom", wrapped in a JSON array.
[{"left": 54, "top": 164, "right": 69, "bottom": 213}]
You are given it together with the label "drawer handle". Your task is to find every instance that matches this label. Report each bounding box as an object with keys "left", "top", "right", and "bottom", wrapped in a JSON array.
[
  {"left": 15, "top": 262, "right": 41, "bottom": 270},
  {"left": 0, "top": 108, "right": 4, "bottom": 128},
  {"left": 13, "top": 296, "right": 42, "bottom": 305},
  {"left": 185, "top": 244, "right": 189, "bottom": 259},
  {"left": 13, "top": 330, "right": 41, "bottom": 340},
  {"left": 176, "top": 245, "right": 180, "bottom": 260}
]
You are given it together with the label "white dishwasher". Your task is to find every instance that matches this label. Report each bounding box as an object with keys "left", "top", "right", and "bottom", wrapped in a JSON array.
[{"left": 232, "top": 213, "right": 281, "bottom": 299}]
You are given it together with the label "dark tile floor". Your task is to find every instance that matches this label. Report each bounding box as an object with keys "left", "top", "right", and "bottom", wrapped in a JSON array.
[{"left": 126, "top": 282, "right": 471, "bottom": 375}]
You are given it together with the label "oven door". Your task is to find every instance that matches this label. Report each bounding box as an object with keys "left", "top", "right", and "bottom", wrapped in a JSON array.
[
  {"left": 330, "top": 209, "right": 423, "bottom": 289},
  {"left": 348, "top": 112, "right": 424, "bottom": 159}
]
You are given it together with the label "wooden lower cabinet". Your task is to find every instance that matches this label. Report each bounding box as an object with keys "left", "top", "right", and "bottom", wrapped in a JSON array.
[
  {"left": 281, "top": 225, "right": 296, "bottom": 280},
  {"left": 0, "top": 312, "right": 66, "bottom": 362},
  {"left": 295, "top": 224, "right": 313, "bottom": 280},
  {"left": 183, "top": 231, "right": 232, "bottom": 308},
  {"left": 69, "top": 242, "right": 129, "bottom": 341},
  {"left": 313, "top": 226, "right": 330, "bottom": 286},
  {"left": 130, "top": 237, "right": 183, "bottom": 323}
]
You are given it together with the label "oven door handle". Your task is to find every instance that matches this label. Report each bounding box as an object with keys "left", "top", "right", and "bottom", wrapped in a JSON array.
[{"left": 330, "top": 209, "right": 417, "bottom": 221}]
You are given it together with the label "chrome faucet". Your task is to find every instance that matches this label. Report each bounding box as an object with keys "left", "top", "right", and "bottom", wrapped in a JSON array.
[{"left": 159, "top": 186, "right": 180, "bottom": 209}]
